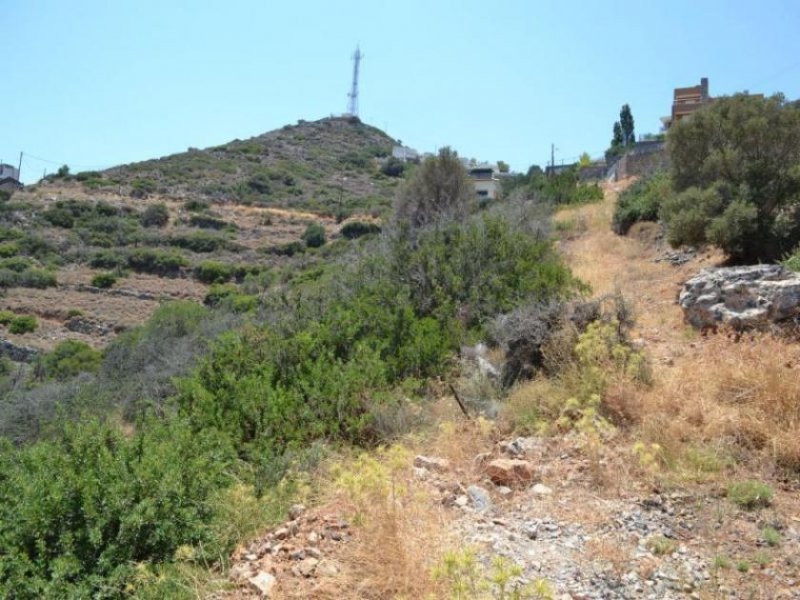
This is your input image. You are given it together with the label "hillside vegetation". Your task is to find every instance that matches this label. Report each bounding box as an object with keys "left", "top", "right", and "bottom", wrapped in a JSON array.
[{"left": 0, "top": 147, "right": 588, "bottom": 598}]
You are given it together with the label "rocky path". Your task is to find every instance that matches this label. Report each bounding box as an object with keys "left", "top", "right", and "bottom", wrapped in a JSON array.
[{"left": 224, "top": 183, "right": 800, "bottom": 599}]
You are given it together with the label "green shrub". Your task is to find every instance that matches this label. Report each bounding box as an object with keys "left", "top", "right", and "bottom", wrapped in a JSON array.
[
  {"left": 141, "top": 203, "right": 170, "bottom": 228},
  {"left": 0, "top": 418, "right": 236, "bottom": 597},
  {"left": 42, "top": 206, "right": 75, "bottom": 228},
  {"left": 340, "top": 220, "right": 381, "bottom": 239},
  {"left": 169, "top": 232, "right": 228, "bottom": 253},
  {"left": 131, "top": 178, "right": 158, "bottom": 198},
  {"left": 612, "top": 171, "right": 671, "bottom": 235},
  {"left": 75, "top": 170, "right": 102, "bottom": 182},
  {"left": 128, "top": 249, "right": 187, "bottom": 276},
  {"left": 0, "top": 310, "right": 15, "bottom": 325},
  {"left": 302, "top": 222, "right": 326, "bottom": 248},
  {"left": 16, "top": 268, "right": 57, "bottom": 288},
  {"left": 0, "top": 241, "right": 18, "bottom": 257},
  {"left": 381, "top": 156, "right": 405, "bottom": 177},
  {"left": 9, "top": 315, "right": 37, "bottom": 334},
  {"left": 194, "top": 261, "right": 234, "bottom": 284},
  {"left": 89, "top": 250, "right": 127, "bottom": 269},
  {"left": 188, "top": 214, "right": 235, "bottom": 230},
  {"left": 42, "top": 340, "right": 103, "bottom": 380},
  {"left": 265, "top": 241, "right": 305, "bottom": 256},
  {"left": 91, "top": 272, "right": 117, "bottom": 289},
  {"left": 664, "top": 93, "right": 800, "bottom": 262},
  {"left": 203, "top": 283, "right": 238, "bottom": 307},
  {"left": 728, "top": 480, "right": 773, "bottom": 509},
  {"left": 184, "top": 199, "right": 209, "bottom": 212}
]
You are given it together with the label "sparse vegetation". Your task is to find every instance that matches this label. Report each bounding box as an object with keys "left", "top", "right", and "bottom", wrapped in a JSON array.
[
  {"left": 727, "top": 480, "right": 773, "bottom": 510},
  {"left": 91, "top": 272, "right": 117, "bottom": 288}
]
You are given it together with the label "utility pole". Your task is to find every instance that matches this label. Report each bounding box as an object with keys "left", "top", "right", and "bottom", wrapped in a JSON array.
[
  {"left": 18, "top": 152, "right": 23, "bottom": 180},
  {"left": 550, "top": 144, "right": 555, "bottom": 177},
  {"left": 346, "top": 45, "right": 363, "bottom": 117}
]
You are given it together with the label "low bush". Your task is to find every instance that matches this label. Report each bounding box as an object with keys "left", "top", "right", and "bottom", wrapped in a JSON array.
[
  {"left": 9, "top": 315, "right": 37, "bottom": 334},
  {"left": 264, "top": 241, "right": 305, "bottom": 257},
  {"left": 194, "top": 261, "right": 234, "bottom": 284},
  {"left": 127, "top": 248, "right": 187, "bottom": 276},
  {"left": 189, "top": 214, "right": 234, "bottom": 230},
  {"left": 91, "top": 272, "right": 117, "bottom": 289},
  {"left": 169, "top": 232, "right": 229, "bottom": 253},
  {"left": 727, "top": 480, "right": 773, "bottom": 509},
  {"left": 0, "top": 241, "right": 19, "bottom": 257},
  {"left": 131, "top": 178, "right": 158, "bottom": 198},
  {"left": 340, "top": 220, "right": 381, "bottom": 239},
  {"left": 302, "top": 222, "right": 326, "bottom": 248},
  {"left": 0, "top": 268, "right": 58, "bottom": 289},
  {"left": 89, "top": 250, "right": 127, "bottom": 270},
  {"left": 41, "top": 340, "right": 103, "bottom": 380},
  {"left": 612, "top": 171, "right": 671, "bottom": 235},
  {"left": 0, "top": 310, "right": 15, "bottom": 325},
  {"left": 184, "top": 199, "right": 209, "bottom": 212},
  {"left": 141, "top": 203, "right": 170, "bottom": 228}
]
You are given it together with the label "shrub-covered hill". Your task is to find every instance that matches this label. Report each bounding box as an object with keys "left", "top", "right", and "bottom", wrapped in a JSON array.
[{"left": 85, "top": 116, "right": 403, "bottom": 216}]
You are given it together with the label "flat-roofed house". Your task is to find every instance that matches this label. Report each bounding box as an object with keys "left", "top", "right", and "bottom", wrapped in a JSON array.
[
  {"left": 468, "top": 164, "right": 500, "bottom": 200},
  {"left": 661, "top": 77, "right": 712, "bottom": 129}
]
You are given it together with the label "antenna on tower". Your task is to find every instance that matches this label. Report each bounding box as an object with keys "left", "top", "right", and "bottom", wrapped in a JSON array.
[{"left": 347, "top": 45, "right": 362, "bottom": 117}]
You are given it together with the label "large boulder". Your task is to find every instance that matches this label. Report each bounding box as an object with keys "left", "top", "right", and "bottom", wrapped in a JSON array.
[{"left": 679, "top": 265, "right": 800, "bottom": 330}]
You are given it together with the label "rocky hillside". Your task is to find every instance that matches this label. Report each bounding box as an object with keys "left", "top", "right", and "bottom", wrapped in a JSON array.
[{"left": 54, "top": 116, "right": 404, "bottom": 216}]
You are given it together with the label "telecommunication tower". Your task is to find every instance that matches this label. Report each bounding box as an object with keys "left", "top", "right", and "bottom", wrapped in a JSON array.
[{"left": 347, "top": 46, "right": 363, "bottom": 117}]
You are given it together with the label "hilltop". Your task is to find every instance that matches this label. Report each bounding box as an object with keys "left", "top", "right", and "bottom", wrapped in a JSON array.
[{"left": 83, "top": 116, "right": 402, "bottom": 216}]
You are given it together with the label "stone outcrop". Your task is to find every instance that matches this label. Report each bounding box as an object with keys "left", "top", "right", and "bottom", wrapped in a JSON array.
[
  {"left": 484, "top": 458, "right": 536, "bottom": 487},
  {"left": 0, "top": 337, "right": 39, "bottom": 362},
  {"left": 679, "top": 265, "right": 800, "bottom": 330}
]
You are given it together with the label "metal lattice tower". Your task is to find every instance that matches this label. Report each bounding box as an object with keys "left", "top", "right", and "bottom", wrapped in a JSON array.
[{"left": 347, "top": 45, "right": 362, "bottom": 117}]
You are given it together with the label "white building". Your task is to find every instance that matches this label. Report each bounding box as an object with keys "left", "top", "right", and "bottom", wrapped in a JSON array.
[
  {"left": 468, "top": 164, "right": 500, "bottom": 200},
  {"left": 0, "top": 163, "right": 19, "bottom": 181},
  {"left": 391, "top": 145, "right": 419, "bottom": 162}
]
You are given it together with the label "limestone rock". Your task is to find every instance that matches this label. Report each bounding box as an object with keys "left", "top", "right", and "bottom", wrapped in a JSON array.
[
  {"left": 248, "top": 571, "right": 277, "bottom": 597},
  {"left": 413, "top": 455, "right": 450, "bottom": 473},
  {"left": 467, "top": 485, "right": 492, "bottom": 512},
  {"left": 679, "top": 265, "right": 800, "bottom": 330},
  {"left": 485, "top": 458, "right": 536, "bottom": 487}
]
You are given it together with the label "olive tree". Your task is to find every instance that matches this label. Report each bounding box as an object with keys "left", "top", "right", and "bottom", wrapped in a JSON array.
[{"left": 662, "top": 93, "right": 800, "bottom": 262}]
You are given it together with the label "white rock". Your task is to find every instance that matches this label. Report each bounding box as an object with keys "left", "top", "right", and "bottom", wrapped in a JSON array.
[
  {"left": 531, "top": 483, "right": 553, "bottom": 496},
  {"left": 248, "top": 571, "right": 277, "bottom": 597},
  {"left": 413, "top": 455, "right": 451, "bottom": 473}
]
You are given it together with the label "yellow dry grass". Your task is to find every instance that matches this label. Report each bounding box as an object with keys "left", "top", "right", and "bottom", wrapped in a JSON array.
[{"left": 554, "top": 180, "right": 800, "bottom": 477}]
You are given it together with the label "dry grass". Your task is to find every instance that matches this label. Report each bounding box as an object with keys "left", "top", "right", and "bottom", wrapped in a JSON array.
[{"left": 553, "top": 180, "right": 800, "bottom": 479}]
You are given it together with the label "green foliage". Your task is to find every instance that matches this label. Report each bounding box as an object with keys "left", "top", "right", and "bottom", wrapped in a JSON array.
[
  {"left": 131, "top": 178, "right": 158, "bottom": 198},
  {"left": 612, "top": 171, "right": 672, "bottom": 234},
  {"left": 57, "top": 164, "right": 70, "bottom": 178},
  {"left": 381, "top": 156, "right": 405, "bottom": 177},
  {"left": 194, "top": 261, "right": 234, "bottom": 284},
  {"left": 762, "top": 526, "right": 781, "bottom": 547},
  {"left": 0, "top": 418, "right": 236, "bottom": 598},
  {"left": 727, "top": 480, "right": 773, "bottom": 509},
  {"left": 646, "top": 535, "right": 677, "bottom": 556},
  {"left": 301, "top": 221, "right": 326, "bottom": 248},
  {"left": 184, "top": 199, "right": 209, "bottom": 212},
  {"left": 0, "top": 310, "right": 15, "bottom": 325},
  {"left": 140, "top": 203, "right": 170, "bottom": 228},
  {"left": 127, "top": 248, "right": 187, "bottom": 276},
  {"left": 395, "top": 147, "right": 474, "bottom": 229},
  {"left": 41, "top": 340, "right": 103, "bottom": 380},
  {"left": 89, "top": 250, "right": 127, "bottom": 270},
  {"left": 0, "top": 267, "right": 57, "bottom": 289},
  {"left": 340, "top": 220, "right": 381, "bottom": 239},
  {"left": 664, "top": 93, "right": 800, "bottom": 261},
  {"left": 188, "top": 213, "right": 234, "bottom": 230},
  {"left": 9, "top": 315, "right": 38, "bottom": 334},
  {"left": 504, "top": 166, "right": 602, "bottom": 206},
  {"left": 91, "top": 272, "right": 117, "bottom": 289},
  {"left": 168, "top": 231, "right": 229, "bottom": 253},
  {"left": 0, "top": 241, "right": 18, "bottom": 258},
  {"left": 432, "top": 547, "right": 555, "bottom": 599}
]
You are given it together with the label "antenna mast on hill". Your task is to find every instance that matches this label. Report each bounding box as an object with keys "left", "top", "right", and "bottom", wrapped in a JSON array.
[{"left": 347, "top": 45, "right": 362, "bottom": 117}]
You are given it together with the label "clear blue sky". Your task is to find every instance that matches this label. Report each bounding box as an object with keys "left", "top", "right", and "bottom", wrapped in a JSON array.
[{"left": 3, "top": 0, "right": 800, "bottom": 183}]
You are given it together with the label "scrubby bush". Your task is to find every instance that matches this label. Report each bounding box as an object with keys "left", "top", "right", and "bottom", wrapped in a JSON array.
[
  {"left": 381, "top": 156, "right": 405, "bottom": 177},
  {"left": 41, "top": 340, "right": 103, "bottom": 380},
  {"left": 0, "top": 310, "right": 15, "bottom": 325},
  {"left": 89, "top": 250, "right": 127, "bottom": 269},
  {"left": 340, "top": 220, "right": 381, "bottom": 239},
  {"left": 727, "top": 480, "right": 773, "bottom": 509},
  {"left": 91, "top": 272, "right": 117, "bottom": 289},
  {"left": 141, "top": 203, "right": 170, "bottom": 227},
  {"left": 184, "top": 199, "right": 209, "bottom": 212},
  {"left": 169, "top": 232, "right": 228, "bottom": 253},
  {"left": 9, "top": 315, "right": 37, "bottom": 334},
  {"left": 131, "top": 178, "right": 158, "bottom": 198},
  {"left": 0, "top": 241, "right": 19, "bottom": 257},
  {"left": 394, "top": 147, "right": 474, "bottom": 229},
  {"left": 302, "top": 222, "right": 326, "bottom": 248},
  {"left": 612, "top": 171, "right": 672, "bottom": 235},
  {"left": 663, "top": 93, "right": 800, "bottom": 262},
  {"left": 264, "top": 241, "right": 305, "bottom": 256},
  {"left": 194, "top": 261, "right": 234, "bottom": 284},
  {"left": 127, "top": 248, "right": 187, "bottom": 276},
  {"left": 189, "top": 214, "right": 233, "bottom": 230}
]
